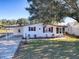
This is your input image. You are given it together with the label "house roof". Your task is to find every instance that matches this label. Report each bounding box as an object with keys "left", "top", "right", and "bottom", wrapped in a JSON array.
[
  {"left": 3, "top": 23, "right": 67, "bottom": 28},
  {"left": 44, "top": 24, "right": 67, "bottom": 27},
  {"left": 3, "top": 25, "right": 22, "bottom": 28},
  {"left": 23, "top": 23, "right": 67, "bottom": 27}
]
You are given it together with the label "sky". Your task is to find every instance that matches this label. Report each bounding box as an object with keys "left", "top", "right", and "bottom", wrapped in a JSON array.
[
  {"left": 0, "top": 0, "right": 30, "bottom": 20},
  {"left": 59, "top": 17, "right": 77, "bottom": 25},
  {"left": 64, "top": 17, "right": 76, "bottom": 23}
]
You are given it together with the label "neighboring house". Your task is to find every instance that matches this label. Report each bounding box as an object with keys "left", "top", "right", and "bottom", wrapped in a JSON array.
[
  {"left": 63, "top": 17, "right": 79, "bottom": 36},
  {"left": 66, "top": 22, "right": 79, "bottom": 36},
  {"left": 22, "top": 23, "right": 66, "bottom": 39}
]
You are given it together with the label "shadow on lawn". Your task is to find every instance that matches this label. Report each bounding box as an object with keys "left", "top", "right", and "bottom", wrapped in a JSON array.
[{"left": 13, "top": 41, "right": 79, "bottom": 59}]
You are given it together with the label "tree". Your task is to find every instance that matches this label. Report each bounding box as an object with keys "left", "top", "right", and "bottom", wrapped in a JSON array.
[
  {"left": 26, "top": 0, "right": 70, "bottom": 24},
  {"left": 17, "top": 18, "right": 30, "bottom": 26},
  {"left": 0, "top": 19, "right": 17, "bottom": 25},
  {"left": 62, "top": 0, "right": 79, "bottom": 22},
  {"left": 6, "top": 19, "right": 17, "bottom": 25},
  {"left": 1, "top": 19, "right": 7, "bottom": 25},
  {"left": 26, "top": 0, "right": 79, "bottom": 23}
]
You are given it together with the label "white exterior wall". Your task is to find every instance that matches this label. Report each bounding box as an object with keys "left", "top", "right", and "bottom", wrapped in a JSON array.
[
  {"left": 22, "top": 24, "right": 43, "bottom": 38},
  {"left": 6, "top": 27, "right": 22, "bottom": 35},
  {"left": 66, "top": 23, "right": 79, "bottom": 36},
  {"left": 74, "top": 28, "right": 79, "bottom": 36},
  {"left": 22, "top": 23, "right": 64, "bottom": 38}
]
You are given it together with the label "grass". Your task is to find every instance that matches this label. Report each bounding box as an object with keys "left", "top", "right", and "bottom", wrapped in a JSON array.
[
  {"left": 49, "top": 35, "right": 79, "bottom": 42},
  {"left": 0, "top": 29, "right": 13, "bottom": 33},
  {"left": 13, "top": 36, "right": 79, "bottom": 59}
]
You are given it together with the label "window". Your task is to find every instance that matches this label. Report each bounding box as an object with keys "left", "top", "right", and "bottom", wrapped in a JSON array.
[
  {"left": 50, "top": 27, "right": 53, "bottom": 32},
  {"left": 18, "top": 29, "right": 21, "bottom": 32},
  {"left": 62, "top": 27, "right": 65, "bottom": 33},
  {"left": 49, "top": 28, "right": 51, "bottom": 31},
  {"left": 48, "top": 27, "right": 53, "bottom": 32},
  {"left": 43, "top": 27, "right": 53, "bottom": 33},
  {"left": 39, "top": 28, "right": 41, "bottom": 30},
  {"left": 29, "top": 27, "right": 30, "bottom": 31},
  {"left": 43, "top": 27, "right": 45, "bottom": 33},
  {"left": 34, "top": 27, "right": 36, "bottom": 31},
  {"left": 60, "top": 28, "right": 62, "bottom": 33},
  {"left": 56, "top": 27, "right": 59, "bottom": 34},
  {"left": 56, "top": 27, "right": 64, "bottom": 34},
  {"left": 28, "top": 27, "right": 36, "bottom": 31}
]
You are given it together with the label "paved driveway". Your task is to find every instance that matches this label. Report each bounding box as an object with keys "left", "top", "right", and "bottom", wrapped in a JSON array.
[{"left": 0, "top": 35, "right": 22, "bottom": 59}]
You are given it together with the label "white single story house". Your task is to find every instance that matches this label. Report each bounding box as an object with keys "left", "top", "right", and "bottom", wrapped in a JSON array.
[{"left": 22, "top": 23, "right": 67, "bottom": 39}]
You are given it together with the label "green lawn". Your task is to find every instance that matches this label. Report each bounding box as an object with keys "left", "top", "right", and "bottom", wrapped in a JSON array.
[
  {"left": 49, "top": 35, "right": 79, "bottom": 42},
  {"left": 13, "top": 37, "right": 79, "bottom": 59}
]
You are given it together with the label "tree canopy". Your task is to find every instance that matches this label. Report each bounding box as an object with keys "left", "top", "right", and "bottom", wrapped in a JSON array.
[
  {"left": 63, "top": 0, "right": 79, "bottom": 22},
  {"left": 0, "top": 18, "right": 29, "bottom": 26},
  {"left": 26, "top": 0, "right": 79, "bottom": 23},
  {"left": 17, "top": 18, "right": 30, "bottom": 26}
]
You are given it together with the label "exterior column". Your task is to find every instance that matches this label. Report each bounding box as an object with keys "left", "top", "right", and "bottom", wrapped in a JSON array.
[{"left": 53, "top": 26, "right": 56, "bottom": 36}]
